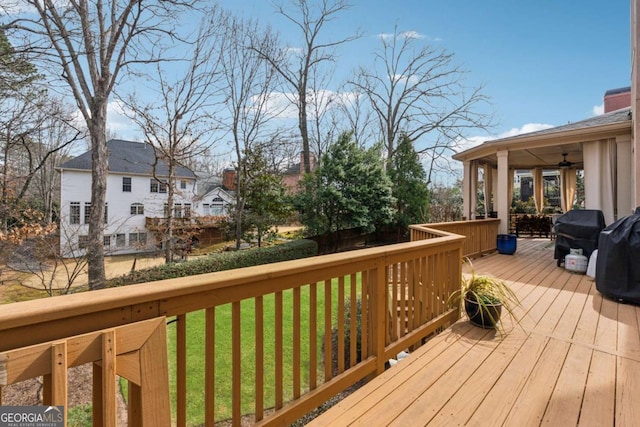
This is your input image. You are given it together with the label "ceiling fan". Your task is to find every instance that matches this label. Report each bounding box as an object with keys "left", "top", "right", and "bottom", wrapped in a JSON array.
[{"left": 558, "top": 153, "right": 574, "bottom": 168}]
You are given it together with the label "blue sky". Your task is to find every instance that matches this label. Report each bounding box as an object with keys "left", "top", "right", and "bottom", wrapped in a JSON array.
[
  {"left": 218, "top": 0, "right": 630, "bottom": 137},
  {"left": 109, "top": 1, "right": 631, "bottom": 157}
]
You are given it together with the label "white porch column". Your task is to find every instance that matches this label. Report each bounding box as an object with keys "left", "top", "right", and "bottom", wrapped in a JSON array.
[
  {"left": 462, "top": 160, "right": 472, "bottom": 220},
  {"left": 463, "top": 160, "right": 478, "bottom": 220},
  {"left": 496, "top": 150, "right": 509, "bottom": 234},
  {"left": 617, "top": 136, "right": 633, "bottom": 217}
]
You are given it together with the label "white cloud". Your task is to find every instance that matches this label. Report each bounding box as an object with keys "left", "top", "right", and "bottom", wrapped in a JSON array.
[
  {"left": 454, "top": 135, "right": 487, "bottom": 153},
  {"left": 454, "top": 123, "right": 555, "bottom": 153},
  {"left": 106, "top": 100, "right": 140, "bottom": 140},
  {"left": 251, "top": 92, "right": 298, "bottom": 120},
  {"left": 592, "top": 103, "right": 604, "bottom": 116},
  {"left": 251, "top": 89, "right": 362, "bottom": 120},
  {"left": 377, "top": 30, "right": 437, "bottom": 41},
  {"left": 497, "top": 123, "right": 554, "bottom": 139},
  {"left": 400, "top": 30, "right": 425, "bottom": 40}
]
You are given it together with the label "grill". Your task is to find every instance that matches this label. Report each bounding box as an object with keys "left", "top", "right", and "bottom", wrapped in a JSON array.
[
  {"left": 596, "top": 210, "right": 640, "bottom": 304},
  {"left": 553, "top": 209, "right": 605, "bottom": 267}
]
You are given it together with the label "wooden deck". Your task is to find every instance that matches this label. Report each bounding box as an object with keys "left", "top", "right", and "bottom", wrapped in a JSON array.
[{"left": 309, "top": 238, "right": 640, "bottom": 426}]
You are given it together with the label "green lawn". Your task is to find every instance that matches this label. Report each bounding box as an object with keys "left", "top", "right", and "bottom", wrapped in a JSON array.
[{"left": 166, "top": 276, "right": 361, "bottom": 425}]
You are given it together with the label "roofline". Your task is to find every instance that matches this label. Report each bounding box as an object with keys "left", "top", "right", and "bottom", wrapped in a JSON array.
[
  {"left": 55, "top": 166, "right": 197, "bottom": 179},
  {"left": 452, "top": 119, "right": 632, "bottom": 162}
]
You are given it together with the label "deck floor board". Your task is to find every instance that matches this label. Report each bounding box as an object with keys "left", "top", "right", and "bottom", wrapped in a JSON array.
[{"left": 308, "top": 238, "right": 640, "bottom": 426}]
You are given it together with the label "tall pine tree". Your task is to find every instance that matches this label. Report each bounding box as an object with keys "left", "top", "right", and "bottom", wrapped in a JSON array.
[{"left": 389, "top": 135, "right": 430, "bottom": 237}]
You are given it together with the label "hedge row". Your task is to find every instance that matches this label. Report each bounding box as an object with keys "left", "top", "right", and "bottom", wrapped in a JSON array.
[{"left": 108, "top": 239, "right": 318, "bottom": 287}]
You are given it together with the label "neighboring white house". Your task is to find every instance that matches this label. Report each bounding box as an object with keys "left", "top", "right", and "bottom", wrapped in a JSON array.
[
  {"left": 57, "top": 139, "right": 198, "bottom": 256},
  {"left": 199, "top": 186, "right": 234, "bottom": 216}
]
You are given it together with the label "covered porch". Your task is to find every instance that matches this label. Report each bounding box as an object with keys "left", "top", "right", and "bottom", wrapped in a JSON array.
[
  {"left": 309, "top": 237, "right": 640, "bottom": 426},
  {"left": 453, "top": 107, "right": 634, "bottom": 233}
]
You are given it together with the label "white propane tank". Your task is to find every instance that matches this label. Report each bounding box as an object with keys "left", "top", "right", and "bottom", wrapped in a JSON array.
[{"left": 565, "top": 248, "right": 588, "bottom": 274}]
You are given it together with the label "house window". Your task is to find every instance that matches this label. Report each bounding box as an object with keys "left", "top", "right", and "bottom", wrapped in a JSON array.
[
  {"left": 116, "top": 234, "right": 126, "bottom": 247},
  {"left": 70, "top": 202, "right": 80, "bottom": 224},
  {"left": 104, "top": 203, "right": 108, "bottom": 224},
  {"left": 203, "top": 203, "right": 209, "bottom": 214},
  {"left": 130, "top": 203, "right": 145, "bottom": 215},
  {"left": 103, "top": 235, "right": 111, "bottom": 247},
  {"left": 211, "top": 197, "right": 225, "bottom": 215},
  {"left": 78, "top": 235, "right": 88, "bottom": 249},
  {"left": 150, "top": 179, "right": 168, "bottom": 193},
  {"left": 122, "top": 177, "right": 132, "bottom": 192},
  {"left": 174, "top": 203, "right": 182, "bottom": 219},
  {"left": 184, "top": 203, "right": 191, "bottom": 218},
  {"left": 84, "top": 202, "right": 91, "bottom": 224},
  {"left": 180, "top": 180, "right": 187, "bottom": 189},
  {"left": 129, "top": 232, "right": 147, "bottom": 247}
]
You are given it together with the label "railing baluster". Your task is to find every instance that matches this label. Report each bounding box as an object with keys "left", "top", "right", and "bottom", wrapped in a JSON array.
[
  {"left": 389, "top": 264, "right": 398, "bottom": 343},
  {"left": 101, "top": 331, "right": 116, "bottom": 427},
  {"left": 176, "top": 314, "right": 187, "bottom": 427},
  {"left": 232, "top": 301, "right": 241, "bottom": 426},
  {"left": 293, "top": 287, "right": 301, "bottom": 399},
  {"left": 51, "top": 341, "right": 67, "bottom": 420},
  {"left": 375, "top": 265, "right": 387, "bottom": 374},
  {"left": 275, "top": 291, "right": 283, "bottom": 409},
  {"left": 349, "top": 273, "right": 358, "bottom": 368},
  {"left": 309, "top": 283, "right": 318, "bottom": 391},
  {"left": 420, "top": 255, "right": 428, "bottom": 323},
  {"left": 400, "top": 262, "right": 407, "bottom": 337},
  {"left": 410, "top": 259, "right": 417, "bottom": 330},
  {"left": 337, "top": 276, "right": 345, "bottom": 374},
  {"left": 361, "top": 271, "right": 370, "bottom": 360},
  {"left": 323, "top": 279, "right": 332, "bottom": 381},
  {"left": 255, "top": 296, "right": 264, "bottom": 421},
  {"left": 205, "top": 307, "right": 215, "bottom": 427}
]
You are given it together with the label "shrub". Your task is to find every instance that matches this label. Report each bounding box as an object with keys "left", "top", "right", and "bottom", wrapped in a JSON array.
[
  {"left": 107, "top": 239, "right": 318, "bottom": 286},
  {"left": 326, "top": 298, "right": 363, "bottom": 376}
]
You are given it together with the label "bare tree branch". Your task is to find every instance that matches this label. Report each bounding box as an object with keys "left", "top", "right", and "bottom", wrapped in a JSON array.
[
  {"left": 5, "top": 0, "right": 200, "bottom": 288},
  {"left": 119, "top": 7, "right": 224, "bottom": 263},
  {"left": 348, "top": 26, "right": 494, "bottom": 173},
  {"left": 251, "top": 0, "right": 360, "bottom": 173}
]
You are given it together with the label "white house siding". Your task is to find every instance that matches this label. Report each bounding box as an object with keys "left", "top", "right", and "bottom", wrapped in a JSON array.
[{"left": 60, "top": 169, "right": 198, "bottom": 257}]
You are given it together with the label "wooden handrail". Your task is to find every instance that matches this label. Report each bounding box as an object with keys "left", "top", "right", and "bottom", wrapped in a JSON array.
[
  {"left": 411, "top": 219, "right": 500, "bottom": 258},
  {"left": 0, "top": 227, "right": 465, "bottom": 426}
]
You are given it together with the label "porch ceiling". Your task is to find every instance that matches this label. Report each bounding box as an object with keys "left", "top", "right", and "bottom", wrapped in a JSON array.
[{"left": 473, "top": 143, "right": 584, "bottom": 170}]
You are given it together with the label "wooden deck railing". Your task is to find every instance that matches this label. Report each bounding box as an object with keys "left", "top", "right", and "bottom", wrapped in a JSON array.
[
  {"left": 0, "top": 227, "right": 464, "bottom": 426},
  {"left": 411, "top": 218, "right": 500, "bottom": 258}
]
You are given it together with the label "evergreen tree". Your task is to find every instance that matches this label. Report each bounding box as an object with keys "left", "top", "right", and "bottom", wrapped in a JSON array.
[
  {"left": 389, "top": 135, "right": 430, "bottom": 235},
  {"left": 297, "top": 132, "right": 395, "bottom": 248}
]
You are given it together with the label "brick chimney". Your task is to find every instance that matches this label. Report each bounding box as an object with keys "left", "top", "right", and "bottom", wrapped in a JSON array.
[
  {"left": 222, "top": 168, "right": 236, "bottom": 191},
  {"left": 604, "top": 86, "right": 631, "bottom": 113}
]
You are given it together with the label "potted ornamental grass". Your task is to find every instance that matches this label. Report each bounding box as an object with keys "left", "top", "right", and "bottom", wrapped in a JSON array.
[{"left": 449, "top": 259, "right": 521, "bottom": 331}]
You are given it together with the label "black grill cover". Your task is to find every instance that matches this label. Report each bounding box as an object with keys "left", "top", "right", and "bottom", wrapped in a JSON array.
[
  {"left": 553, "top": 209, "right": 605, "bottom": 264},
  {"left": 596, "top": 211, "right": 640, "bottom": 304}
]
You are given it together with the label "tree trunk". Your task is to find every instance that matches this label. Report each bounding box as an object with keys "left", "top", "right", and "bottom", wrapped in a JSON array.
[
  {"left": 86, "top": 104, "right": 108, "bottom": 290},
  {"left": 165, "top": 161, "right": 176, "bottom": 264},
  {"left": 299, "top": 88, "right": 312, "bottom": 174}
]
